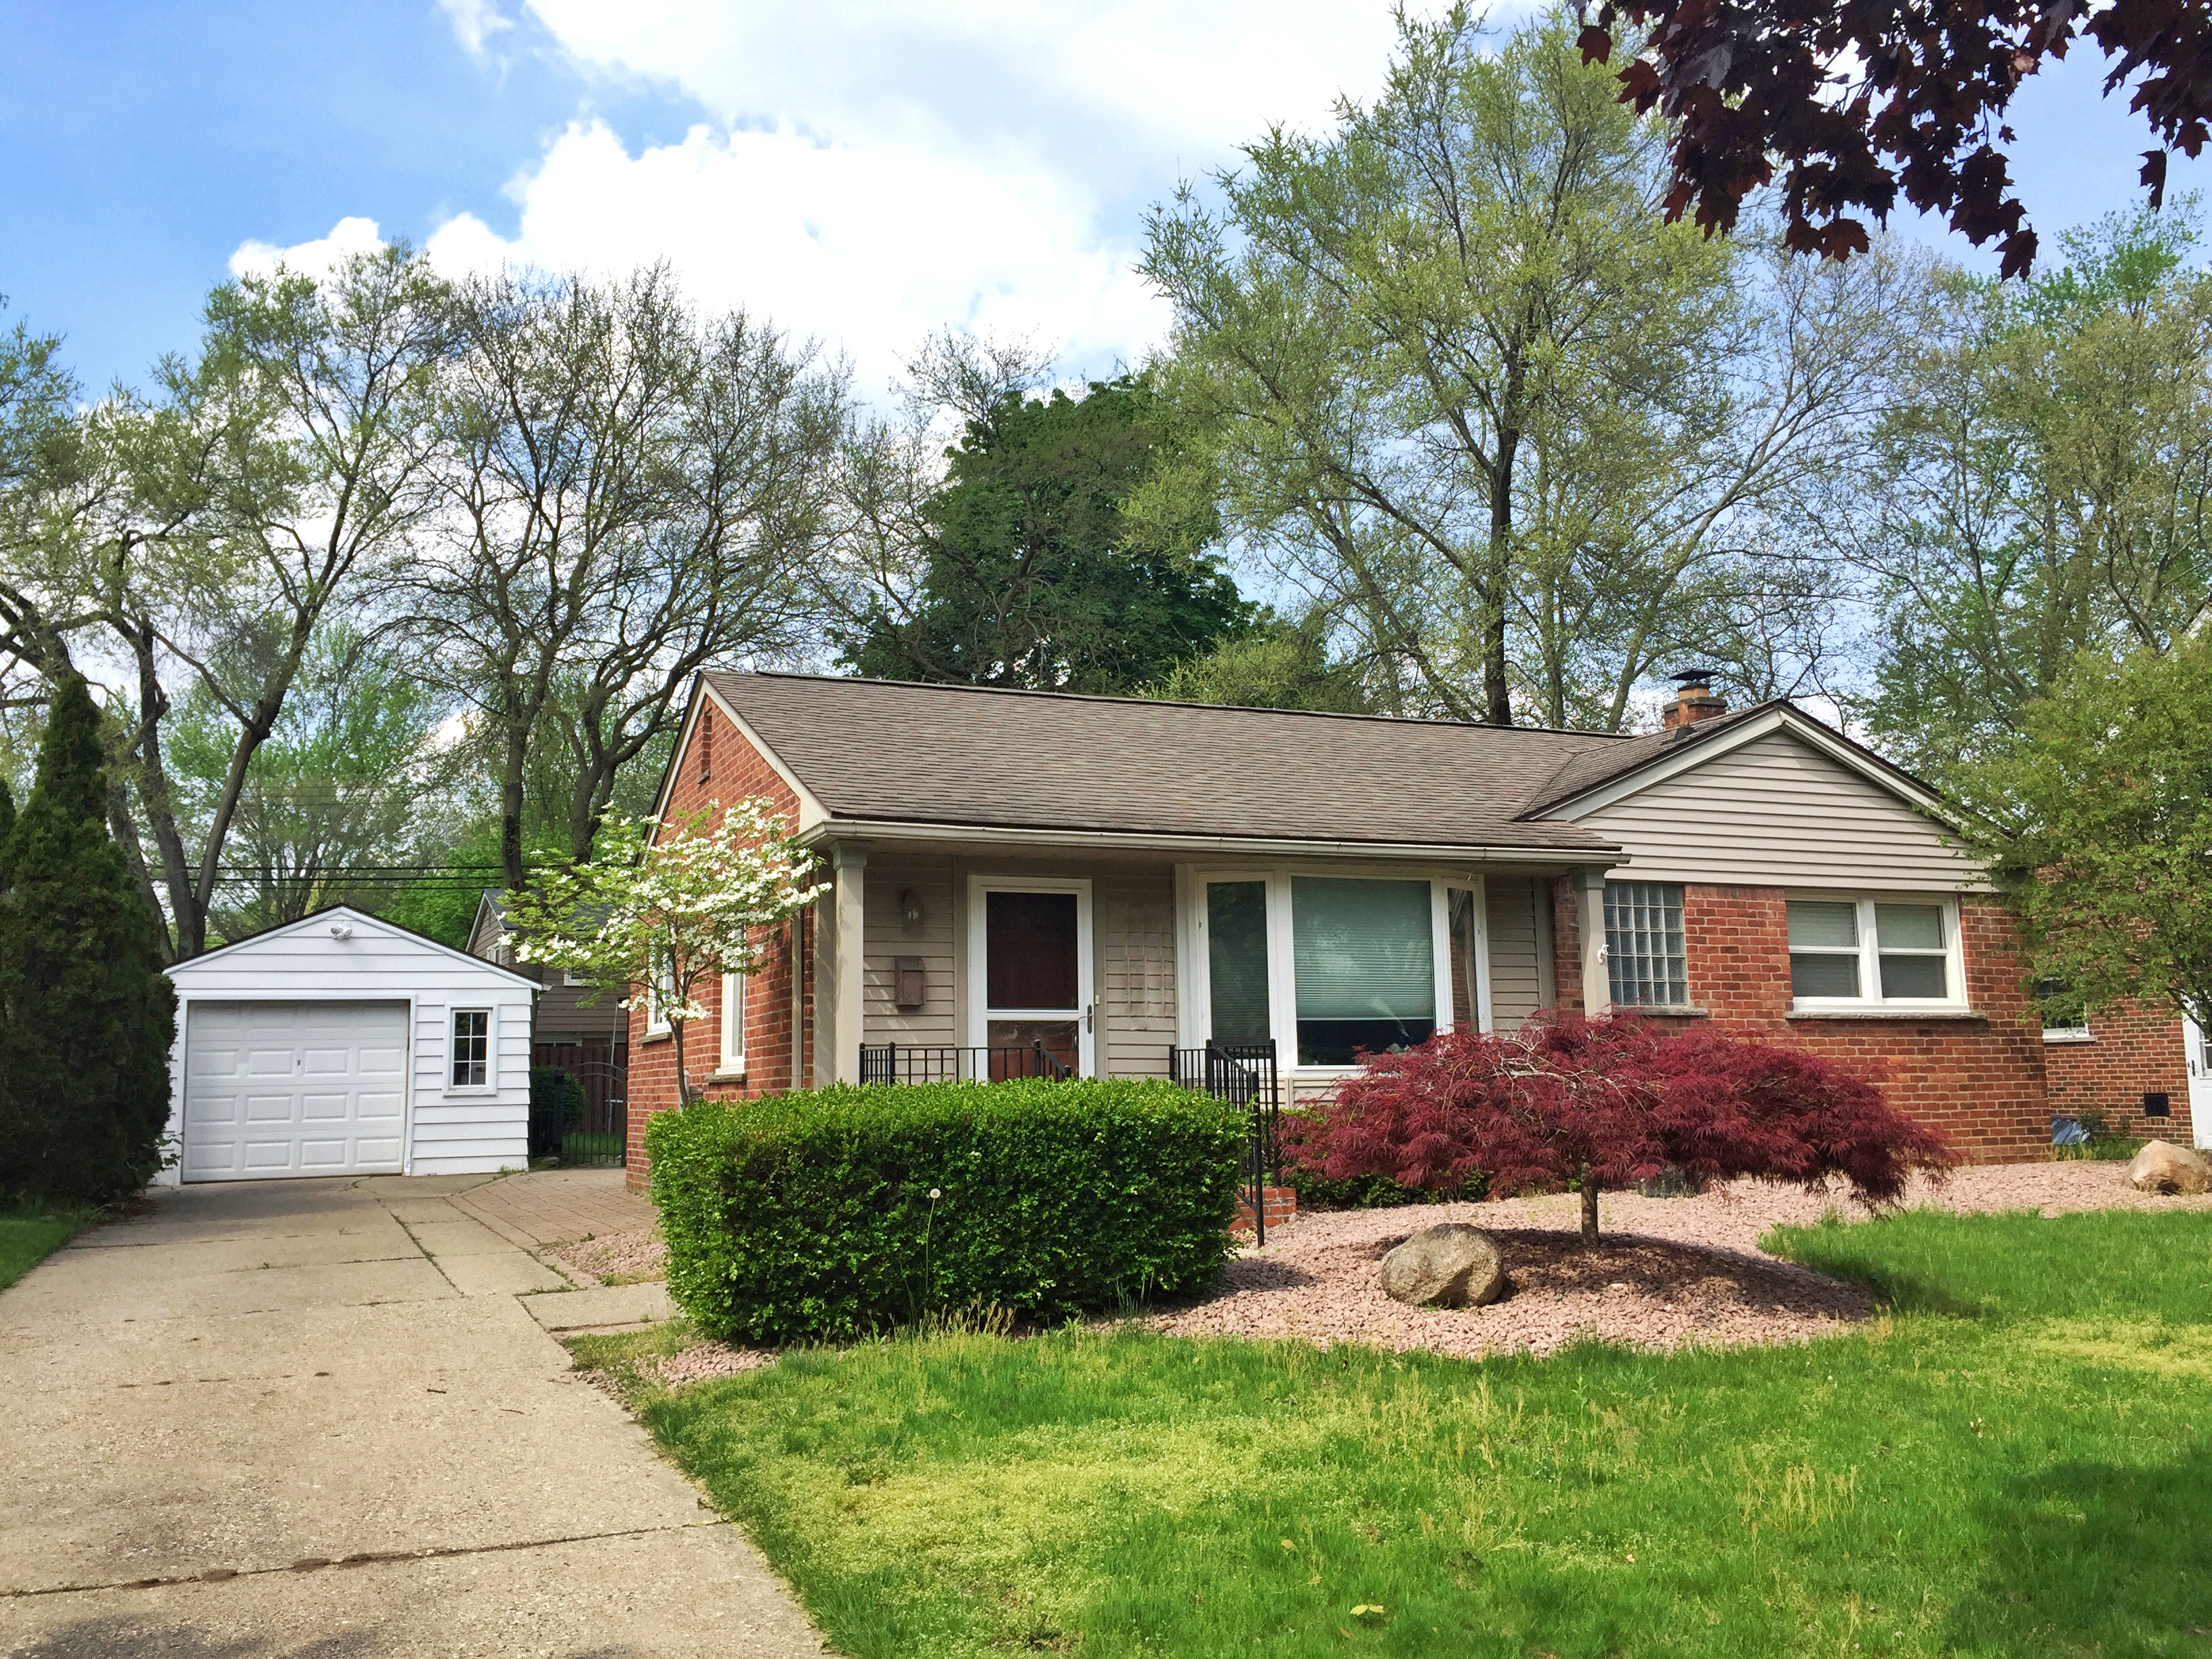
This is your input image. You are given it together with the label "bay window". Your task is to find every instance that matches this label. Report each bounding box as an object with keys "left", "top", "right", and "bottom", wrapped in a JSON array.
[{"left": 1787, "top": 896, "right": 1963, "bottom": 1010}]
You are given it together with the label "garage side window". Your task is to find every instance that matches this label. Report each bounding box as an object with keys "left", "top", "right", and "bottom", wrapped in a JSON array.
[{"left": 451, "top": 1008, "right": 491, "bottom": 1088}]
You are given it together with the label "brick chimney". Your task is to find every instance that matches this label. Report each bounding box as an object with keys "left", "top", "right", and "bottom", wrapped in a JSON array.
[{"left": 1661, "top": 669, "right": 1727, "bottom": 729}]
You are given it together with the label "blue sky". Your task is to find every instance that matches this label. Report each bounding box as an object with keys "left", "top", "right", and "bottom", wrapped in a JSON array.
[{"left": 2, "top": 1, "right": 2200, "bottom": 398}]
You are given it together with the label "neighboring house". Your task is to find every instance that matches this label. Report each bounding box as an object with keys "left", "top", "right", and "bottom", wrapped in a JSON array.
[
  {"left": 156, "top": 905, "right": 537, "bottom": 1183},
  {"left": 468, "top": 891, "right": 632, "bottom": 1065},
  {"left": 619, "top": 669, "right": 2199, "bottom": 1187}
]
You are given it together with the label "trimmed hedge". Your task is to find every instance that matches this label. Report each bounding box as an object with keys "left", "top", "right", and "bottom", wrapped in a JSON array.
[{"left": 647, "top": 1078, "right": 1248, "bottom": 1343}]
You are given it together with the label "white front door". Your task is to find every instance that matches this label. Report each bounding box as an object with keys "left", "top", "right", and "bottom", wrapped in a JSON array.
[
  {"left": 966, "top": 877, "right": 1094, "bottom": 1077},
  {"left": 182, "top": 1001, "right": 410, "bottom": 1180},
  {"left": 2187, "top": 1015, "right": 2212, "bottom": 1149}
]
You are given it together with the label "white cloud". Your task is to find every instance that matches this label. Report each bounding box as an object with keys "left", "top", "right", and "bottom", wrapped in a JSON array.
[
  {"left": 228, "top": 214, "right": 386, "bottom": 281},
  {"left": 237, "top": 4, "right": 1419, "bottom": 390},
  {"left": 421, "top": 120, "right": 1168, "bottom": 392},
  {"left": 437, "top": 0, "right": 512, "bottom": 58}
]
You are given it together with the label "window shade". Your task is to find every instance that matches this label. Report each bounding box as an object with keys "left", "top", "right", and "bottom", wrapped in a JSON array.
[{"left": 1292, "top": 878, "right": 1434, "bottom": 1021}]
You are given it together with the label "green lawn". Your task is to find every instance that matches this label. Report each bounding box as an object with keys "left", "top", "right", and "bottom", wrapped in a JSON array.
[
  {"left": 575, "top": 1209, "right": 2212, "bottom": 1658},
  {"left": 0, "top": 1204, "right": 96, "bottom": 1292}
]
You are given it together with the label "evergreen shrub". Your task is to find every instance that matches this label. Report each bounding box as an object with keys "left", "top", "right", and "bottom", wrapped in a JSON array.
[
  {"left": 0, "top": 676, "right": 177, "bottom": 1204},
  {"left": 647, "top": 1078, "right": 1247, "bottom": 1343}
]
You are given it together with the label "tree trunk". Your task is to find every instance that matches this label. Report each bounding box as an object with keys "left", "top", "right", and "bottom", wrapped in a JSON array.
[
  {"left": 1484, "top": 428, "right": 1519, "bottom": 726},
  {"left": 671, "top": 1017, "right": 694, "bottom": 1107},
  {"left": 1580, "top": 1172, "right": 1599, "bottom": 1243},
  {"left": 500, "top": 716, "right": 530, "bottom": 894}
]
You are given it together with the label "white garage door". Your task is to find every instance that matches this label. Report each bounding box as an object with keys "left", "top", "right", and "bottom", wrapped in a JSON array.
[{"left": 182, "top": 1001, "right": 410, "bottom": 1181}]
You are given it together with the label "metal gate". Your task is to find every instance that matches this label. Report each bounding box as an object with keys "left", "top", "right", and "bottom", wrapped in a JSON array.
[{"left": 530, "top": 1044, "right": 628, "bottom": 1167}]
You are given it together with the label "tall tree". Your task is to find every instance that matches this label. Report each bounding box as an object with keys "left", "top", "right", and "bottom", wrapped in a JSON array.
[
  {"left": 836, "top": 373, "right": 1248, "bottom": 693},
  {"left": 1142, "top": 5, "right": 1889, "bottom": 729},
  {"left": 0, "top": 676, "right": 176, "bottom": 1203},
  {"left": 0, "top": 248, "right": 455, "bottom": 959},
  {"left": 1840, "top": 209, "right": 2212, "bottom": 802},
  {"left": 411, "top": 267, "right": 846, "bottom": 893}
]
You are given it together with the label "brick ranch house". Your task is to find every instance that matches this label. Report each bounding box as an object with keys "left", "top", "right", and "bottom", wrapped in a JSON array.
[{"left": 619, "top": 668, "right": 2200, "bottom": 1189}]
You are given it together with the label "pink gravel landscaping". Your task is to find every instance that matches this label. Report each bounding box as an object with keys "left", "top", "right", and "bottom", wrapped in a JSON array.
[
  {"left": 1143, "top": 1156, "right": 2212, "bottom": 1362},
  {"left": 552, "top": 1227, "right": 666, "bottom": 1284}
]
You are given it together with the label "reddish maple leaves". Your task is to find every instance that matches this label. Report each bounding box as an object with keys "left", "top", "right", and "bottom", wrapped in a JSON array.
[
  {"left": 1280, "top": 1013, "right": 1953, "bottom": 1213},
  {"left": 1578, "top": 0, "right": 2212, "bottom": 276}
]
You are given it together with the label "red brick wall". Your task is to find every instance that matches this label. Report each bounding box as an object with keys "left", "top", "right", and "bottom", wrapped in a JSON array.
[
  {"left": 1551, "top": 880, "right": 2055, "bottom": 1164},
  {"left": 2044, "top": 998, "right": 2192, "bottom": 1145},
  {"left": 625, "top": 695, "right": 817, "bottom": 1190}
]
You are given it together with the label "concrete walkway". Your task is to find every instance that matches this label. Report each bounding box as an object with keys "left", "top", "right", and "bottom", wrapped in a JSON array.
[{"left": 0, "top": 1175, "right": 821, "bottom": 1658}]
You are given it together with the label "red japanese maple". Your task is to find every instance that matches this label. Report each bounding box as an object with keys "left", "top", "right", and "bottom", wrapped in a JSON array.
[{"left": 1278, "top": 1015, "right": 1954, "bottom": 1239}]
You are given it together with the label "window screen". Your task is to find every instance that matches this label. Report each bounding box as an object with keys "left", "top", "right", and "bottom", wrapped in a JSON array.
[
  {"left": 1291, "top": 876, "right": 1435, "bottom": 1065},
  {"left": 451, "top": 1009, "right": 489, "bottom": 1088},
  {"left": 1603, "top": 882, "right": 1687, "bottom": 1006},
  {"left": 1206, "top": 880, "right": 1271, "bottom": 1044}
]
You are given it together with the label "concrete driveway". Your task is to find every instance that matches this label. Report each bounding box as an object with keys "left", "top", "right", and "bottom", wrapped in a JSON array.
[{"left": 0, "top": 1175, "right": 823, "bottom": 1658}]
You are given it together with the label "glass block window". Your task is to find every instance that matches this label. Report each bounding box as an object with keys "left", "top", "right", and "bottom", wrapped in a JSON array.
[{"left": 1603, "top": 882, "right": 1688, "bottom": 1007}]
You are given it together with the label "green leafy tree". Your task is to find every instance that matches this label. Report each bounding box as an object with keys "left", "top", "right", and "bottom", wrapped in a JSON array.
[
  {"left": 1143, "top": 4, "right": 1899, "bottom": 728},
  {"left": 1847, "top": 208, "right": 2212, "bottom": 805},
  {"left": 1149, "top": 605, "right": 1371, "bottom": 712},
  {"left": 503, "top": 798, "right": 823, "bottom": 1105},
  {"left": 165, "top": 628, "right": 464, "bottom": 941},
  {"left": 410, "top": 266, "right": 846, "bottom": 893},
  {"left": 838, "top": 374, "right": 1250, "bottom": 693},
  {"left": 0, "top": 676, "right": 176, "bottom": 1202},
  {"left": 1966, "top": 636, "right": 2212, "bottom": 1037}
]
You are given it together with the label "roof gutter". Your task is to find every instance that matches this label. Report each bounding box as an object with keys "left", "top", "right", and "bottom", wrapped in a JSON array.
[{"left": 794, "top": 816, "right": 1621, "bottom": 867}]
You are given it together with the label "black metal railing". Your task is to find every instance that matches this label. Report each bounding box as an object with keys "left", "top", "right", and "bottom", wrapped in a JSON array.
[
  {"left": 859, "top": 1042, "right": 1075, "bottom": 1086},
  {"left": 1170, "top": 1040, "right": 1282, "bottom": 1245},
  {"left": 527, "top": 1048, "right": 628, "bottom": 1167}
]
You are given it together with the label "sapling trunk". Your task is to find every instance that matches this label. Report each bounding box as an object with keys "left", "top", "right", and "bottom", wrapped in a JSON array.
[
  {"left": 1580, "top": 1171, "right": 1599, "bottom": 1242},
  {"left": 672, "top": 1017, "right": 694, "bottom": 1106}
]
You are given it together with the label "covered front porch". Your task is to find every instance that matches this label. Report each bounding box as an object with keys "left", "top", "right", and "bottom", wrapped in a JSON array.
[{"left": 804, "top": 832, "right": 1618, "bottom": 1103}]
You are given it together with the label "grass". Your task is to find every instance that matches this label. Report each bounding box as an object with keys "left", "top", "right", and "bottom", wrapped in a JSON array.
[
  {"left": 574, "top": 1208, "right": 2212, "bottom": 1658},
  {"left": 0, "top": 1204, "right": 97, "bottom": 1292}
]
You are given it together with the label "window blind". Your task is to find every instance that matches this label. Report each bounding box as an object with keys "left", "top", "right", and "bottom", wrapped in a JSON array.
[{"left": 1291, "top": 878, "right": 1435, "bottom": 1020}]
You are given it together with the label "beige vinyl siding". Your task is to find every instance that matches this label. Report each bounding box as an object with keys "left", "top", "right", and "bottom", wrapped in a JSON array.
[
  {"left": 1484, "top": 876, "right": 1545, "bottom": 1030},
  {"left": 1102, "top": 865, "right": 1178, "bottom": 1078},
  {"left": 861, "top": 850, "right": 958, "bottom": 1045},
  {"left": 1576, "top": 729, "right": 1982, "bottom": 891}
]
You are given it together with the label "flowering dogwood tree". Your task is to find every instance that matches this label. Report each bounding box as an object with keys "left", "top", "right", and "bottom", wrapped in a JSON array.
[
  {"left": 504, "top": 798, "right": 825, "bottom": 1106},
  {"left": 1279, "top": 1015, "right": 1954, "bottom": 1240}
]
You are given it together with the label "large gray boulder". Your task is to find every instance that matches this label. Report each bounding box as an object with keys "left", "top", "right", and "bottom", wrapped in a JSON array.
[
  {"left": 2127, "top": 1139, "right": 2212, "bottom": 1195},
  {"left": 1377, "top": 1223, "right": 1507, "bottom": 1309}
]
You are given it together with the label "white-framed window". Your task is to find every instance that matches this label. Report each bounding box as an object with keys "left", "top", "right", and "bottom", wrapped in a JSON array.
[
  {"left": 562, "top": 969, "right": 587, "bottom": 988},
  {"left": 1787, "top": 895, "right": 1965, "bottom": 1010},
  {"left": 1183, "top": 867, "right": 1472, "bottom": 1071},
  {"left": 1604, "top": 881, "right": 1688, "bottom": 1007},
  {"left": 450, "top": 1008, "right": 491, "bottom": 1088},
  {"left": 720, "top": 970, "right": 745, "bottom": 1072},
  {"left": 2036, "top": 979, "right": 2092, "bottom": 1042},
  {"left": 643, "top": 956, "right": 672, "bottom": 1035}
]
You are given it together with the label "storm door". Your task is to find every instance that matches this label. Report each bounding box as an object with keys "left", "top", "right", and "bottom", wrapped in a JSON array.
[{"left": 968, "top": 878, "right": 1094, "bottom": 1078}]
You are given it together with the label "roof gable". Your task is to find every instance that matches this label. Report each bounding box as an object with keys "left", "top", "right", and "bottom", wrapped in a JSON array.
[{"left": 168, "top": 904, "right": 541, "bottom": 988}]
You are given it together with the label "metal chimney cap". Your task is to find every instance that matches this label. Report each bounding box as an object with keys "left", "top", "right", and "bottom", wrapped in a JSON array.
[{"left": 1668, "top": 668, "right": 1723, "bottom": 688}]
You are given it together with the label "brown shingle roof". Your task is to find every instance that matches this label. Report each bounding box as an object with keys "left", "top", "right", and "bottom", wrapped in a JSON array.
[{"left": 702, "top": 672, "right": 1639, "bottom": 855}]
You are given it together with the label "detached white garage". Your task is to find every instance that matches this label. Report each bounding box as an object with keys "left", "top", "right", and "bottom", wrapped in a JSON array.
[{"left": 156, "top": 906, "right": 538, "bottom": 1184}]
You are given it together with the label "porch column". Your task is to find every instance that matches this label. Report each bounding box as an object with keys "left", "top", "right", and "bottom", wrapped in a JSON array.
[
  {"left": 1574, "top": 867, "right": 1612, "bottom": 1016},
  {"left": 832, "top": 844, "right": 867, "bottom": 1084}
]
